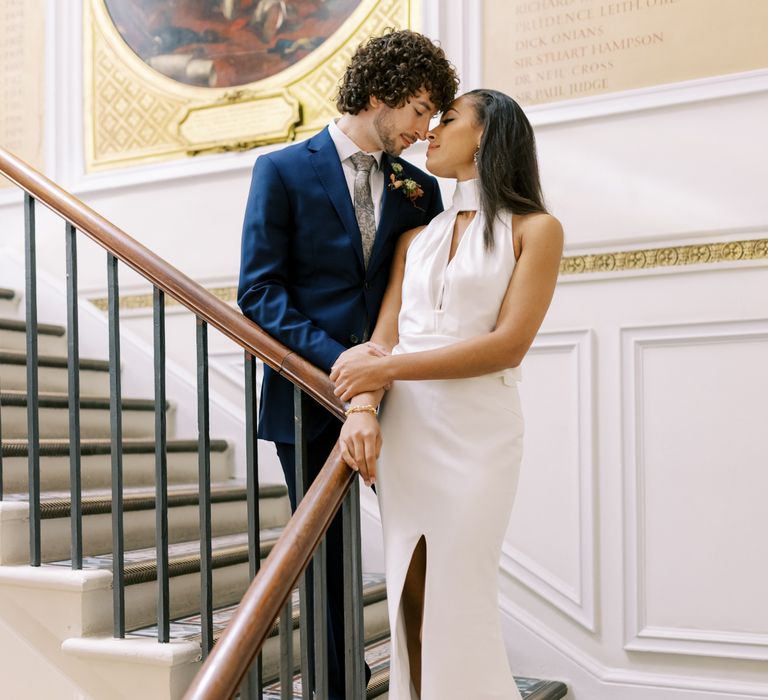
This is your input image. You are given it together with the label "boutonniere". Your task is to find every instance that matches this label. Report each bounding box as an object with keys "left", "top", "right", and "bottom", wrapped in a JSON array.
[{"left": 388, "top": 162, "right": 424, "bottom": 209}]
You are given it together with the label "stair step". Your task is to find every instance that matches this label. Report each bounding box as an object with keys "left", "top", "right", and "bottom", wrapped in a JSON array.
[
  {"left": 0, "top": 390, "right": 170, "bottom": 439},
  {"left": 129, "top": 572, "right": 387, "bottom": 644},
  {"left": 129, "top": 573, "right": 388, "bottom": 688},
  {"left": 0, "top": 482, "right": 290, "bottom": 564},
  {"left": 264, "top": 636, "right": 568, "bottom": 700},
  {"left": 0, "top": 317, "right": 66, "bottom": 355},
  {"left": 0, "top": 288, "right": 20, "bottom": 315},
  {"left": 50, "top": 529, "right": 288, "bottom": 630},
  {"left": 0, "top": 438, "right": 231, "bottom": 491},
  {"left": 0, "top": 350, "right": 110, "bottom": 394}
]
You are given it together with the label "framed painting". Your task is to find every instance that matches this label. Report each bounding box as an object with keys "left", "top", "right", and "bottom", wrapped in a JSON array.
[{"left": 84, "top": 0, "right": 421, "bottom": 170}]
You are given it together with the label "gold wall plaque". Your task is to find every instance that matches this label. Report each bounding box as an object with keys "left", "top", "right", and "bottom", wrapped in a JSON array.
[
  {"left": 179, "top": 92, "right": 300, "bottom": 153},
  {"left": 484, "top": 0, "right": 768, "bottom": 106},
  {"left": 85, "top": 0, "right": 421, "bottom": 171}
]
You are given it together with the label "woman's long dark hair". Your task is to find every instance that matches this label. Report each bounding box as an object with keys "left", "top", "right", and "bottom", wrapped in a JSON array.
[{"left": 466, "top": 89, "right": 547, "bottom": 251}]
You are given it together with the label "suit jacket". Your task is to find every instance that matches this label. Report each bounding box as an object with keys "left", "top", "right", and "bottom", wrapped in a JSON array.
[{"left": 238, "top": 127, "right": 444, "bottom": 443}]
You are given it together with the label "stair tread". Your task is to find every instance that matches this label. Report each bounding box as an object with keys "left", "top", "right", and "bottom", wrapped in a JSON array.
[
  {"left": 0, "top": 318, "right": 65, "bottom": 335},
  {"left": 0, "top": 350, "right": 109, "bottom": 371},
  {"left": 47, "top": 528, "right": 286, "bottom": 583},
  {"left": 0, "top": 389, "right": 162, "bottom": 410},
  {"left": 1, "top": 480, "right": 287, "bottom": 517},
  {"left": 48, "top": 527, "right": 283, "bottom": 585},
  {"left": 1, "top": 437, "right": 229, "bottom": 457},
  {"left": 127, "top": 572, "right": 387, "bottom": 642},
  {"left": 263, "top": 635, "right": 567, "bottom": 699}
]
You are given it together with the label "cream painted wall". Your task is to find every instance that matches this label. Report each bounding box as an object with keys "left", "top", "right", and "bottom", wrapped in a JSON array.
[{"left": 1, "top": 1, "right": 767, "bottom": 697}]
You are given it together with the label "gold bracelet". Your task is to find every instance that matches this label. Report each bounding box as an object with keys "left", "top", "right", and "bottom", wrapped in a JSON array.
[{"left": 344, "top": 404, "right": 378, "bottom": 417}]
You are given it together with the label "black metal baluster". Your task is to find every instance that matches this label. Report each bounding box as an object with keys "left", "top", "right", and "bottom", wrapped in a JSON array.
[
  {"left": 154, "top": 288, "right": 169, "bottom": 642},
  {"left": 24, "top": 193, "right": 41, "bottom": 567},
  {"left": 312, "top": 537, "right": 328, "bottom": 700},
  {"left": 343, "top": 478, "right": 365, "bottom": 698},
  {"left": 0, "top": 385, "right": 4, "bottom": 501},
  {"left": 196, "top": 318, "right": 213, "bottom": 658},
  {"left": 279, "top": 598, "right": 293, "bottom": 700},
  {"left": 107, "top": 252, "right": 125, "bottom": 637},
  {"left": 294, "top": 387, "right": 314, "bottom": 700},
  {"left": 65, "top": 222, "right": 83, "bottom": 569},
  {"left": 244, "top": 351, "right": 263, "bottom": 699}
]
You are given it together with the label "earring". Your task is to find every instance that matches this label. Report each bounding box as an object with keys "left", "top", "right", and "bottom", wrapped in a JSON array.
[{"left": 473, "top": 148, "right": 479, "bottom": 165}]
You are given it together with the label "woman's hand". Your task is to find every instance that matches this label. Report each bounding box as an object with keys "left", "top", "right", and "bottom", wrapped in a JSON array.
[
  {"left": 339, "top": 412, "right": 382, "bottom": 487},
  {"left": 336, "top": 342, "right": 389, "bottom": 364},
  {"left": 331, "top": 354, "right": 392, "bottom": 401}
]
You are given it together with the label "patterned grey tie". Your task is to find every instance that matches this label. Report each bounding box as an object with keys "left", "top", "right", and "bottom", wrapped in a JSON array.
[{"left": 349, "top": 151, "right": 377, "bottom": 267}]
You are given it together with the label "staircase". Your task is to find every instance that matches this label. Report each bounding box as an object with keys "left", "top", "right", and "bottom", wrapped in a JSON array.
[
  {"left": 0, "top": 286, "right": 391, "bottom": 697},
  {"left": 0, "top": 284, "right": 568, "bottom": 698}
]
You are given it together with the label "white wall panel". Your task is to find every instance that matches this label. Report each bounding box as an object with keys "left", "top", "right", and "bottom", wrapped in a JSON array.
[
  {"left": 504, "top": 329, "right": 596, "bottom": 631},
  {"left": 623, "top": 320, "right": 768, "bottom": 659}
]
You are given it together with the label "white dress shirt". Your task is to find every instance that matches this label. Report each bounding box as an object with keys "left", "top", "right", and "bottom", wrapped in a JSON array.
[{"left": 328, "top": 119, "right": 385, "bottom": 227}]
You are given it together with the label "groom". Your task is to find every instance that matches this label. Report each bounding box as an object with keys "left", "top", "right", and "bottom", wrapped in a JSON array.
[{"left": 238, "top": 29, "right": 458, "bottom": 697}]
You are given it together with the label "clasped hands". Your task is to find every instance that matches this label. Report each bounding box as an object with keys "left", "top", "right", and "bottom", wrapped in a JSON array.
[
  {"left": 330, "top": 342, "right": 392, "bottom": 487},
  {"left": 330, "top": 341, "right": 392, "bottom": 400}
]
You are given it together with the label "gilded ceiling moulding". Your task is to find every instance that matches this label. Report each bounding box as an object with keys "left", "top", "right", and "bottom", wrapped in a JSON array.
[{"left": 84, "top": 0, "right": 420, "bottom": 171}]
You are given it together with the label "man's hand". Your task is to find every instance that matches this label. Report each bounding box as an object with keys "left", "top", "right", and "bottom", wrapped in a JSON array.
[
  {"left": 331, "top": 353, "right": 392, "bottom": 401},
  {"left": 336, "top": 342, "right": 389, "bottom": 364},
  {"left": 339, "top": 412, "right": 382, "bottom": 487}
]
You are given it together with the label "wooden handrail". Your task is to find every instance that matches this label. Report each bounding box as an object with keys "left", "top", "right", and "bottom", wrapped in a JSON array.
[
  {"left": 0, "top": 146, "right": 355, "bottom": 697},
  {"left": 186, "top": 445, "right": 354, "bottom": 698},
  {"left": 0, "top": 147, "right": 343, "bottom": 420}
]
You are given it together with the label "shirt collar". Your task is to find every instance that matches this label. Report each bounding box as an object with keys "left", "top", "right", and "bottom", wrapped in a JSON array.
[{"left": 328, "top": 119, "right": 383, "bottom": 169}]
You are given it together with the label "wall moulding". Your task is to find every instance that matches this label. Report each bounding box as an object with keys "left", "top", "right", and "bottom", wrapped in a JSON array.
[
  {"left": 622, "top": 319, "right": 768, "bottom": 661},
  {"left": 526, "top": 69, "right": 768, "bottom": 128},
  {"left": 83, "top": 0, "right": 420, "bottom": 171},
  {"left": 501, "top": 329, "right": 597, "bottom": 633},
  {"left": 559, "top": 236, "right": 768, "bottom": 278},
  {"left": 82, "top": 233, "right": 768, "bottom": 311}
]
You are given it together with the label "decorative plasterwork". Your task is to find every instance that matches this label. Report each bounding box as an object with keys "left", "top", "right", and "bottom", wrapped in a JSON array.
[
  {"left": 85, "top": 234, "right": 768, "bottom": 311},
  {"left": 84, "top": 0, "right": 420, "bottom": 170},
  {"left": 560, "top": 238, "right": 768, "bottom": 275}
]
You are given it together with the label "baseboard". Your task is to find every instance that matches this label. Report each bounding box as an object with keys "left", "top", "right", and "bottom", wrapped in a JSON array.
[{"left": 500, "top": 599, "right": 768, "bottom": 699}]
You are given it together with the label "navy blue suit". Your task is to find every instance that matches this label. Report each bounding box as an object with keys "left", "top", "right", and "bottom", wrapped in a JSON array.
[
  {"left": 237, "top": 127, "right": 442, "bottom": 697},
  {"left": 238, "top": 127, "right": 443, "bottom": 443}
]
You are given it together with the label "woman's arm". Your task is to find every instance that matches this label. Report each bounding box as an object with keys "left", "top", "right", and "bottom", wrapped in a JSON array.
[
  {"left": 330, "top": 225, "right": 424, "bottom": 375},
  {"left": 331, "top": 213, "right": 564, "bottom": 399},
  {"left": 334, "top": 225, "right": 425, "bottom": 484},
  {"left": 368, "top": 225, "right": 425, "bottom": 352}
]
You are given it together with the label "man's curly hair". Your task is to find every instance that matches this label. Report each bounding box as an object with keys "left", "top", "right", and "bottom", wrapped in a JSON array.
[{"left": 336, "top": 30, "right": 459, "bottom": 115}]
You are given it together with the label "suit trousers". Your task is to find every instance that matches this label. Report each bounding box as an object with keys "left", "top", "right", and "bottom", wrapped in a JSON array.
[{"left": 274, "top": 420, "right": 371, "bottom": 699}]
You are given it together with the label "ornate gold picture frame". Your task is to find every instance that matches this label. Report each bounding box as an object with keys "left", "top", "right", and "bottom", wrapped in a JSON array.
[{"left": 84, "top": 0, "right": 421, "bottom": 171}]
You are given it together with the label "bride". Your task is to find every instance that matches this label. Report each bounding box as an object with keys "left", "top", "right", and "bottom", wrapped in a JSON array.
[{"left": 329, "top": 89, "right": 563, "bottom": 699}]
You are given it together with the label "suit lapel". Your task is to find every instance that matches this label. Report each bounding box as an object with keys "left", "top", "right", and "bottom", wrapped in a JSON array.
[
  {"left": 370, "top": 153, "right": 420, "bottom": 276},
  {"left": 308, "top": 128, "right": 365, "bottom": 271}
]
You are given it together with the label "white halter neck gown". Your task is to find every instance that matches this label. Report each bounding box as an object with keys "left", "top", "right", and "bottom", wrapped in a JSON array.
[{"left": 376, "top": 179, "right": 525, "bottom": 699}]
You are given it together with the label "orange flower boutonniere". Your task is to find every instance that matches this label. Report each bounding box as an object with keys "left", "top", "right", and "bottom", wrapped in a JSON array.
[{"left": 388, "top": 162, "right": 424, "bottom": 209}]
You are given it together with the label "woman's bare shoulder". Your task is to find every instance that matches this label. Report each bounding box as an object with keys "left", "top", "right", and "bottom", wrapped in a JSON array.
[
  {"left": 514, "top": 212, "right": 564, "bottom": 260},
  {"left": 515, "top": 211, "right": 563, "bottom": 237}
]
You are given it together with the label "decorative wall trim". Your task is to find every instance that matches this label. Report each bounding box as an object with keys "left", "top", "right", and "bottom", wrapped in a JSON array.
[
  {"left": 622, "top": 319, "right": 768, "bottom": 661},
  {"left": 560, "top": 238, "right": 768, "bottom": 276},
  {"left": 501, "top": 330, "right": 596, "bottom": 632},
  {"left": 84, "top": 235, "right": 768, "bottom": 311},
  {"left": 88, "top": 285, "right": 238, "bottom": 312}
]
